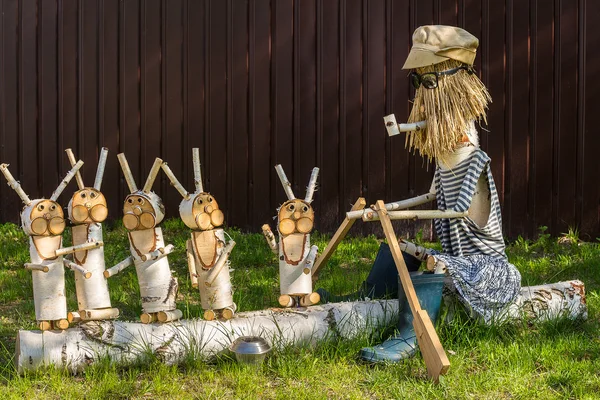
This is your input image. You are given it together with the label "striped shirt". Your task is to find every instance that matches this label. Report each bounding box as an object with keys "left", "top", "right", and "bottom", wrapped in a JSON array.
[{"left": 434, "top": 148, "right": 507, "bottom": 259}]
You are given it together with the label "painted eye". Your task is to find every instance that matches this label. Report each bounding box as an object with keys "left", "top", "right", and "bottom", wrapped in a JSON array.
[
  {"left": 136, "top": 198, "right": 145, "bottom": 205},
  {"left": 197, "top": 198, "right": 203, "bottom": 204},
  {"left": 208, "top": 197, "right": 213, "bottom": 202},
  {"left": 288, "top": 204, "right": 295, "bottom": 211},
  {"left": 90, "top": 192, "right": 97, "bottom": 198},
  {"left": 81, "top": 192, "right": 86, "bottom": 198},
  {"left": 302, "top": 206, "right": 309, "bottom": 212},
  {"left": 37, "top": 204, "right": 45, "bottom": 211},
  {"left": 50, "top": 204, "right": 56, "bottom": 211},
  {"left": 127, "top": 198, "right": 133, "bottom": 204}
]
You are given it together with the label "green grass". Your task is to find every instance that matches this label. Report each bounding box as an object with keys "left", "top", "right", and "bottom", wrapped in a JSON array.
[{"left": 0, "top": 221, "right": 599, "bottom": 399}]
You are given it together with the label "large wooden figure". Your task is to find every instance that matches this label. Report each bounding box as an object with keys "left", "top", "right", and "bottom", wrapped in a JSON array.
[
  {"left": 0, "top": 160, "right": 100, "bottom": 330},
  {"left": 64, "top": 148, "right": 119, "bottom": 322},
  {"left": 105, "top": 155, "right": 181, "bottom": 324},
  {"left": 161, "top": 148, "right": 237, "bottom": 320},
  {"left": 262, "top": 165, "right": 320, "bottom": 308}
]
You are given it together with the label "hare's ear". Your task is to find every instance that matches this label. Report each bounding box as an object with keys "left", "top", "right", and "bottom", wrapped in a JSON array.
[
  {"left": 117, "top": 153, "right": 138, "bottom": 193},
  {"left": 304, "top": 167, "right": 319, "bottom": 203},
  {"left": 142, "top": 157, "right": 163, "bottom": 193},
  {"left": 275, "top": 164, "right": 295, "bottom": 200},
  {"left": 192, "top": 148, "right": 204, "bottom": 193},
  {"left": 161, "top": 162, "right": 190, "bottom": 199},
  {"left": 65, "top": 148, "right": 85, "bottom": 190},
  {"left": 0, "top": 164, "right": 31, "bottom": 205},
  {"left": 51, "top": 160, "right": 84, "bottom": 201},
  {"left": 93, "top": 147, "right": 109, "bottom": 191}
]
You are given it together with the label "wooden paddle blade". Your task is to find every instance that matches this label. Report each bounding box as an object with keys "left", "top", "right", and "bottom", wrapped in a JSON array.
[{"left": 413, "top": 309, "right": 450, "bottom": 382}]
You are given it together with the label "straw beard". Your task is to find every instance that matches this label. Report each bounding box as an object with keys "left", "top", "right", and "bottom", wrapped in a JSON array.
[{"left": 406, "top": 60, "right": 492, "bottom": 162}]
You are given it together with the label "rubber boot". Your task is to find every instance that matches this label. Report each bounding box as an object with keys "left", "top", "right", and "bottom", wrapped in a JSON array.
[
  {"left": 317, "top": 243, "right": 422, "bottom": 303},
  {"left": 359, "top": 272, "right": 445, "bottom": 363}
]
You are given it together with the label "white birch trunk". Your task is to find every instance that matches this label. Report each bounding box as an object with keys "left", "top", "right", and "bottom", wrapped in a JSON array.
[
  {"left": 279, "top": 233, "right": 313, "bottom": 296},
  {"left": 29, "top": 236, "right": 68, "bottom": 322},
  {"left": 15, "top": 300, "right": 400, "bottom": 373},
  {"left": 193, "top": 229, "right": 235, "bottom": 312},
  {"left": 129, "top": 228, "right": 179, "bottom": 314},
  {"left": 69, "top": 223, "right": 118, "bottom": 319}
]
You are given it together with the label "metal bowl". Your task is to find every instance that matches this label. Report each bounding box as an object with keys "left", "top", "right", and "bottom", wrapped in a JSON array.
[{"left": 229, "top": 336, "right": 272, "bottom": 365}]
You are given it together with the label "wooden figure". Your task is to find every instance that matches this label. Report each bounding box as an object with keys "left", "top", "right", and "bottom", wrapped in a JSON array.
[
  {"left": 161, "top": 148, "right": 237, "bottom": 321},
  {"left": 262, "top": 165, "right": 320, "bottom": 308},
  {"left": 104, "top": 155, "right": 181, "bottom": 324},
  {"left": 63, "top": 148, "right": 119, "bottom": 323},
  {"left": 0, "top": 160, "right": 102, "bottom": 330}
]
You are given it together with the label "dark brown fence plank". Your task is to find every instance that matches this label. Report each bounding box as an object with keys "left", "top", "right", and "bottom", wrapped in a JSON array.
[
  {"left": 80, "top": 0, "right": 100, "bottom": 188},
  {"left": 230, "top": 0, "right": 250, "bottom": 229},
  {"left": 581, "top": 0, "right": 600, "bottom": 238},
  {"left": 505, "top": 0, "right": 530, "bottom": 238},
  {"left": 100, "top": 0, "right": 120, "bottom": 219},
  {"left": 1, "top": 0, "right": 20, "bottom": 220},
  {"left": 318, "top": 0, "right": 340, "bottom": 231},
  {"left": 20, "top": 0, "right": 39, "bottom": 198},
  {"left": 339, "top": 0, "right": 363, "bottom": 221},
  {"left": 249, "top": 0, "right": 271, "bottom": 228},
  {"left": 555, "top": 0, "right": 578, "bottom": 235},
  {"left": 119, "top": 0, "right": 140, "bottom": 194},
  {"left": 39, "top": 0, "right": 59, "bottom": 198},
  {"left": 271, "top": 0, "right": 294, "bottom": 207}
]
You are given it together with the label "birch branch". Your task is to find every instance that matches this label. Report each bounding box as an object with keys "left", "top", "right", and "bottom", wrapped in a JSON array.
[
  {"left": 0, "top": 164, "right": 31, "bottom": 205},
  {"left": 261, "top": 224, "right": 278, "bottom": 254},
  {"left": 64, "top": 259, "right": 92, "bottom": 279},
  {"left": 117, "top": 153, "right": 138, "bottom": 193},
  {"left": 104, "top": 256, "right": 134, "bottom": 278},
  {"left": 383, "top": 114, "right": 427, "bottom": 136},
  {"left": 65, "top": 148, "right": 85, "bottom": 190},
  {"left": 205, "top": 240, "right": 236, "bottom": 286},
  {"left": 161, "top": 162, "right": 190, "bottom": 199},
  {"left": 302, "top": 245, "right": 319, "bottom": 275},
  {"left": 143, "top": 158, "right": 163, "bottom": 193},
  {"left": 346, "top": 193, "right": 437, "bottom": 220},
  {"left": 24, "top": 263, "right": 49, "bottom": 273},
  {"left": 50, "top": 160, "right": 84, "bottom": 201},
  {"left": 304, "top": 167, "right": 320, "bottom": 203},
  {"left": 192, "top": 148, "right": 204, "bottom": 193},
  {"left": 55, "top": 241, "right": 103, "bottom": 257},
  {"left": 362, "top": 209, "right": 468, "bottom": 222},
  {"left": 140, "top": 244, "right": 174, "bottom": 262},
  {"left": 275, "top": 164, "right": 295, "bottom": 200},
  {"left": 94, "top": 147, "right": 109, "bottom": 191}
]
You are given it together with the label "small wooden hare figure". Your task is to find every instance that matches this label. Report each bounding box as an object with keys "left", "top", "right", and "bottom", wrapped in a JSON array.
[
  {"left": 104, "top": 155, "right": 181, "bottom": 324},
  {"left": 262, "top": 165, "right": 320, "bottom": 308},
  {"left": 0, "top": 160, "right": 103, "bottom": 330},
  {"left": 63, "top": 147, "right": 119, "bottom": 323},
  {"left": 161, "top": 148, "right": 236, "bottom": 320}
]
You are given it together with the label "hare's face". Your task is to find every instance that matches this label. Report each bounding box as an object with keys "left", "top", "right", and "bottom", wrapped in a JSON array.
[
  {"left": 277, "top": 199, "right": 314, "bottom": 236},
  {"left": 69, "top": 188, "right": 108, "bottom": 224},
  {"left": 122, "top": 193, "right": 164, "bottom": 231},
  {"left": 25, "top": 199, "right": 66, "bottom": 236},
  {"left": 188, "top": 192, "right": 224, "bottom": 231}
]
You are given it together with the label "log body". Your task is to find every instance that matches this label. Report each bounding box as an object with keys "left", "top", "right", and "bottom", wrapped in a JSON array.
[
  {"left": 71, "top": 223, "right": 115, "bottom": 313},
  {"left": 129, "top": 228, "right": 178, "bottom": 314},
  {"left": 29, "top": 236, "right": 67, "bottom": 322},
  {"left": 279, "top": 233, "right": 312, "bottom": 295},
  {"left": 191, "top": 229, "right": 234, "bottom": 311},
  {"left": 15, "top": 300, "right": 399, "bottom": 373}
]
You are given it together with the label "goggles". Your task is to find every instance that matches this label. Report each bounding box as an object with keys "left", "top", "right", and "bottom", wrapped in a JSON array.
[{"left": 409, "top": 65, "right": 474, "bottom": 89}]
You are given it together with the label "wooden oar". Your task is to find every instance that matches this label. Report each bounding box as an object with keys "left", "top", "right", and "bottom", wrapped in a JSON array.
[
  {"left": 373, "top": 200, "right": 450, "bottom": 381},
  {"left": 311, "top": 197, "right": 366, "bottom": 281}
]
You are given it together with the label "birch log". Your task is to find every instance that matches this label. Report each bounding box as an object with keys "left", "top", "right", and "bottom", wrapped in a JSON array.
[
  {"left": 14, "top": 280, "right": 585, "bottom": 373},
  {"left": 15, "top": 300, "right": 400, "bottom": 373}
]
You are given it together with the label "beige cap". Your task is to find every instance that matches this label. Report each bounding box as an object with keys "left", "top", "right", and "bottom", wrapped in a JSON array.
[{"left": 402, "top": 25, "right": 479, "bottom": 70}]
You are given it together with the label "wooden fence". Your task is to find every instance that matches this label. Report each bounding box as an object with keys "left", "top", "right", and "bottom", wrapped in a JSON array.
[{"left": 0, "top": 0, "right": 598, "bottom": 240}]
